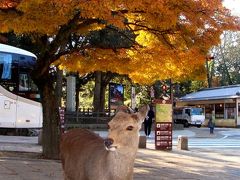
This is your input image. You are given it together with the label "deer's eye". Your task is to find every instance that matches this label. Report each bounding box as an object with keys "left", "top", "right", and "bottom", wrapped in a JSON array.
[
  {"left": 107, "top": 124, "right": 110, "bottom": 129},
  {"left": 126, "top": 126, "right": 134, "bottom": 131}
]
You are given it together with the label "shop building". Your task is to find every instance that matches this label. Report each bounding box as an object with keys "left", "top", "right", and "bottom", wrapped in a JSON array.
[{"left": 176, "top": 85, "right": 240, "bottom": 127}]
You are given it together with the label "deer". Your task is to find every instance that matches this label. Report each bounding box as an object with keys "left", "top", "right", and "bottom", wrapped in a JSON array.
[{"left": 60, "top": 105, "right": 149, "bottom": 180}]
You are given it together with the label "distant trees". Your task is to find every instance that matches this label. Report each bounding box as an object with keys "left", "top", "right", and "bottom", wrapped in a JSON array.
[
  {"left": 209, "top": 31, "right": 240, "bottom": 87},
  {"left": 178, "top": 31, "right": 240, "bottom": 95}
]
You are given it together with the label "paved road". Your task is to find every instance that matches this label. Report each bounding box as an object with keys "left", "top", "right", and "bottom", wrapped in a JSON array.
[
  {"left": 0, "top": 136, "right": 41, "bottom": 153},
  {"left": 147, "top": 127, "right": 240, "bottom": 149},
  {"left": 0, "top": 127, "right": 239, "bottom": 180},
  {"left": 173, "top": 138, "right": 240, "bottom": 148},
  {"left": 0, "top": 127, "right": 240, "bottom": 152}
]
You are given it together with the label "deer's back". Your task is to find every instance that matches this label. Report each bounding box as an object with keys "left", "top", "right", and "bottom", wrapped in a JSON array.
[{"left": 60, "top": 129, "right": 106, "bottom": 180}]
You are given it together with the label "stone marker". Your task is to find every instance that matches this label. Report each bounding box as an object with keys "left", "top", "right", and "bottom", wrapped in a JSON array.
[{"left": 177, "top": 135, "right": 188, "bottom": 150}]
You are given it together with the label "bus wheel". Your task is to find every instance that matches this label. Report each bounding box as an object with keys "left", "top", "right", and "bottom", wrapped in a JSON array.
[{"left": 197, "top": 125, "right": 201, "bottom": 128}]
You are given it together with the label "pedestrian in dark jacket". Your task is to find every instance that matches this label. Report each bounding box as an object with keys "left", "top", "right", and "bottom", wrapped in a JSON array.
[
  {"left": 208, "top": 117, "right": 215, "bottom": 134},
  {"left": 144, "top": 106, "right": 155, "bottom": 137}
]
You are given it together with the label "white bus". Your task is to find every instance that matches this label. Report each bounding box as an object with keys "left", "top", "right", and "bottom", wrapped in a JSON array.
[{"left": 0, "top": 43, "right": 42, "bottom": 135}]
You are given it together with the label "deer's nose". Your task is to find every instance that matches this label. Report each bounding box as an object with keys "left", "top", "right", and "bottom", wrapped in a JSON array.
[{"left": 104, "top": 138, "right": 114, "bottom": 148}]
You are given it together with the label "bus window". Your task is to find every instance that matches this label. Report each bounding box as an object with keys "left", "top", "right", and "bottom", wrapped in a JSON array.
[
  {"left": 0, "top": 53, "right": 13, "bottom": 80},
  {"left": 19, "top": 73, "right": 38, "bottom": 92},
  {"left": 29, "top": 78, "right": 38, "bottom": 91},
  {"left": 19, "top": 73, "right": 29, "bottom": 91}
]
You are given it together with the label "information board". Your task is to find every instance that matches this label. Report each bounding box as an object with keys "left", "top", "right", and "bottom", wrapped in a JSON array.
[
  {"left": 155, "top": 103, "right": 172, "bottom": 150},
  {"left": 155, "top": 122, "right": 172, "bottom": 150}
]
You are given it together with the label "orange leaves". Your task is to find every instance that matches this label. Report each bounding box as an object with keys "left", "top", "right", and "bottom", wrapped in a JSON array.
[
  {"left": 124, "top": 45, "right": 206, "bottom": 84},
  {"left": 0, "top": 0, "right": 239, "bottom": 84},
  {"left": 0, "top": 0, "right": 20, "bottom": 9},
  {"left": 1, "top": 0, "right": 238, "bottom": 37},
  {"left": 58, "top": 42, "right": 206, "bottom": 84},
  {"left": 0, "top": 0, "right": 72, "bottom": 34},
  {"left": 59, "top": 48, "right": 130, "bottom": 75}
]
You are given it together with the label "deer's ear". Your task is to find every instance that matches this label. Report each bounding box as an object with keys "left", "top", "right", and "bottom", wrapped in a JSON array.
[
  {"left": 137, "top": 105, "right": 149, "bottom": 122},
  {"left": 116, "top": 105, "right": 129, "bottom": 113}
]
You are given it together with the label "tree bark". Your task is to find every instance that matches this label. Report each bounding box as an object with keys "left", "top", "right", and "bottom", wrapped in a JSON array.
[
  {"left": 76, "top": 86, "right": 80, "bottom": 111},
  {"left": 93, "top": 71, "right": 102, "bottom": 112},
  {"left": 93, "top": 71, "right": 115, "bottom": 112},
  {"left": 99, "top": 84, "right": 107, "bottom": 112},
  {"left": 55, "top": 68, "right": 63, "bottom": 108},
  {"left": 41, "top": 80, "right": 60, "bottom": 159},
  {"left": 206, "top": 59, "right": 212, "bottom": 88},
  {"left": 32, "top": 61, "right": 61, "bottom": 159}
]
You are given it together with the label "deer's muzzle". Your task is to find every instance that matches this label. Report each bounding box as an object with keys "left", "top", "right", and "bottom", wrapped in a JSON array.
[{"left": 104, "top": 138, "right": 117, "bottom": 151}]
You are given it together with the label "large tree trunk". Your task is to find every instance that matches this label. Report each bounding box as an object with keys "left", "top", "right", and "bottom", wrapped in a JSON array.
[
  {"left": 76, "top": 75, "right": 80, "bottom": 111},
  {"left": 76, "top": 87, "right": 80, "bottom": 111},
  {"left": 93, "top": 71, "right": 102, "bottom": 112},
  {"left": 41, "top": 80, "right": 60, "bottom": 159},
  {"left": 55, "top": 68, "right": 63, "bottom": 107},
  {"left": 99, "top": 84, "right": 107, "bottom": 112},
  {"left": 33, "top": 62, "right": 61, "bottom": 159},
  {"left": 93, "top": 71, "right": 115, "bottom": 112}
]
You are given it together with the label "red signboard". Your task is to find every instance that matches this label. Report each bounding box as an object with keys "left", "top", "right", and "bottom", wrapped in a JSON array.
[{"left": 155, "top": 122, "right": 172, "bottom": 150}]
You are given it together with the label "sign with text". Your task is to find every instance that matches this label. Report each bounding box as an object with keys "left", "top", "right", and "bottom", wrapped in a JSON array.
[
  {"left": 155, "top": 122, "right": 172, "bottom": 150},
  {"left": 155, "top": 104, "right": 172, "bottom": 150}
]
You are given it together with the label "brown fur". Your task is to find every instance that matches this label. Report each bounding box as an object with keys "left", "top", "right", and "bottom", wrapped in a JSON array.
[{"left": 60, "top": 105, "right": 148, "bottom": 180}]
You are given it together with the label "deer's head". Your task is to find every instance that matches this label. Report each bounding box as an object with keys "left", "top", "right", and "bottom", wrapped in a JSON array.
[{"left": 104, "top": 105, "right": 149, "bottom": 152}]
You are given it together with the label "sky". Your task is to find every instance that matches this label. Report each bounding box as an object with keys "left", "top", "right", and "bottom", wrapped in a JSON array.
[{"left": 223, "top": 0, "right": 240, "bottom": 16}]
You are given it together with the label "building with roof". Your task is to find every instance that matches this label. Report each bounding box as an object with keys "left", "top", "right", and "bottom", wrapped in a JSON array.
[{"left": 176, "top": 85, "right": 240, "bottom": 127}]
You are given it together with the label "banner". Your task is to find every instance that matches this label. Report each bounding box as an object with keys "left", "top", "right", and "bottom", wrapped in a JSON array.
[{"left": 109, "top": 83, "right": 124, "bottom": 109}]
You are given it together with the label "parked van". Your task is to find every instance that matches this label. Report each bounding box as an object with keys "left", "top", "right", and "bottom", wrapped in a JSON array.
[{"left": 173, "top": 107, "right": 205, "bottom": 128}]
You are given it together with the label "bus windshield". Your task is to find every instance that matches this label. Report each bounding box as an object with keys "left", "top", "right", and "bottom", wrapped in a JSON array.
[
  {"left": 191, "top": 108, "right": 204, "bottom": 115},
  {"left": 0, "top": 44, "right": 39, "bottom": 102}
]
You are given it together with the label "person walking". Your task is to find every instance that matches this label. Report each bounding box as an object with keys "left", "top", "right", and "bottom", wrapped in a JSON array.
[
  {"left": 208, "top": 111, "right": 215, "bottom": 134},
  {"left": 144, "top": 105, "right": 155, "bottom": 137}
]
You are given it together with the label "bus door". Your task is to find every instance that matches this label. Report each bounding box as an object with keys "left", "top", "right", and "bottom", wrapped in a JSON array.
[{"left": 0, "top": 88, "right": 17, "bottom": 128}]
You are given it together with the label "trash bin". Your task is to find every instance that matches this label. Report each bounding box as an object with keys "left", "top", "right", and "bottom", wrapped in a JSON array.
[
  {"left": 177, "top": 135, "right": 188, "bottom": 150},
  {"left": 139, "top": 136, "right": 146, "bottom": 149}
]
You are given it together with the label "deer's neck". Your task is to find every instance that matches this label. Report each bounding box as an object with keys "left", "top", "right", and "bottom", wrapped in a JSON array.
[{"left": 100, "top": 148, "right": 137, "bottom": 179}]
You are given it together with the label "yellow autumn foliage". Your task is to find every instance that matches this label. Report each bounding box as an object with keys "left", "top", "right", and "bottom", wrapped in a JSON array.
[{"left": 0, "top": 0, "right": 239, "bottom": 84}]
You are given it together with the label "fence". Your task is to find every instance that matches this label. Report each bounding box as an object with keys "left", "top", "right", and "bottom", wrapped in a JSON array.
[{"left": 64, "top": 108, "right": 116, "bottom": 129}]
